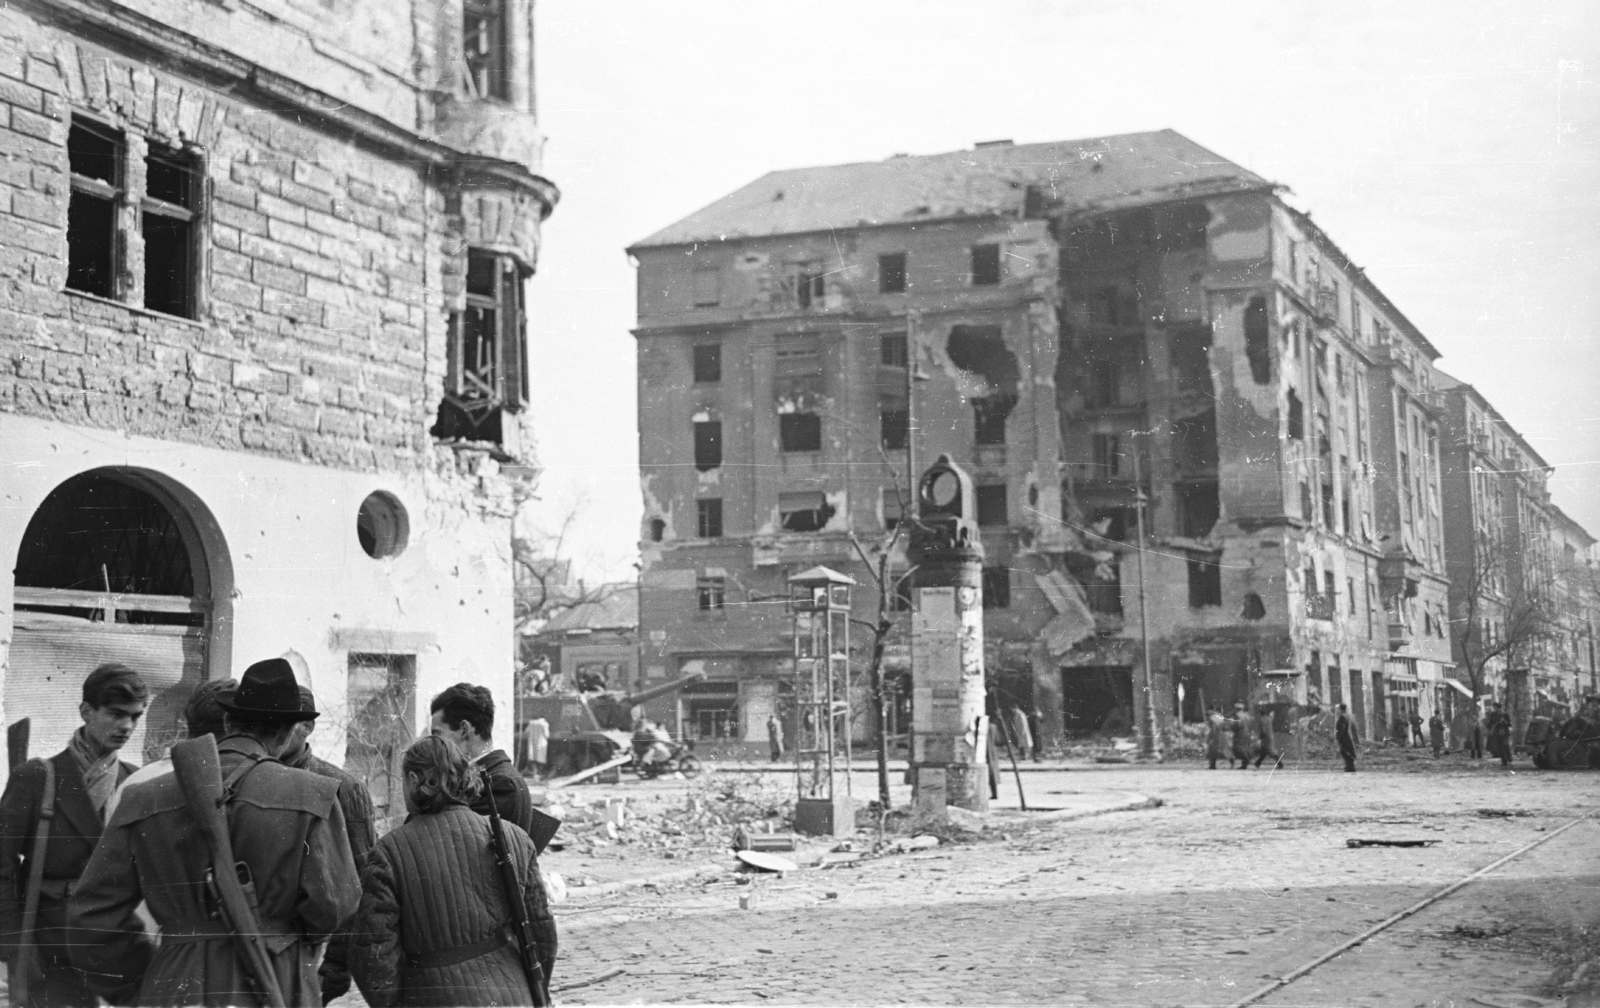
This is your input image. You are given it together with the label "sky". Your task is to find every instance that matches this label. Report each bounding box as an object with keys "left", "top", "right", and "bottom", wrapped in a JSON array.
[{"left": 524, "top": 0, "right": 1600, "bottom": 584}]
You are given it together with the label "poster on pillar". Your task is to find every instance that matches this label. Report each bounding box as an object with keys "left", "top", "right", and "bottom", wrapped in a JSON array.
[{"left": 911, "top": 586, "right": 987, "bottom": 767}]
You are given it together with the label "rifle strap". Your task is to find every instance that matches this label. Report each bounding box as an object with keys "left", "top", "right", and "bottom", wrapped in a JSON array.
[
  {"left": 16, "top": 759, "right": 57, "bottom": 1003},
  {"left": 218, "top": 749, "right": 277, "bottom": 804}
]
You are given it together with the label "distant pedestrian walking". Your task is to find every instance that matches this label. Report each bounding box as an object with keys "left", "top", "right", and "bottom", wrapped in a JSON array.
[
  {"left": 1429, "top": 713, "right": 1446, "bottom": 758},
  {"left": 1230, "top": 703, "right": 1255, "bottom": 770},
  {"left": 1253, "top": 705, "right": 1282, "bottom": 769},
  {"left": 1205, "top": 706, "right": 1230, "bottom": 770},
  {"left": 766, "top": 713, "right": 785, "bottom": 762},
  {"left": 1485, "top": 703, "right": 1513, "bottom": 767},
  {"left": 1335, "top": 704, "right": 1358, "bottom": 772}
]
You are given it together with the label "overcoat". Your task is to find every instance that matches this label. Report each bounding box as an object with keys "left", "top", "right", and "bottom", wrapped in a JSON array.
[
  {"left": 1230, "top": 711, "right": 1256, "bottom": 760},
  {"left": 471, "top": 749, "right": 533, "bottom": 836},
  {"left": 350, "top": 803, "right": 557, "bottom": 1007},
  {"left": 68, "top": 736, "right": 361, "bottom": 1006},
  {"left": 1204, "top": 714, "right": 1230, "bottom": 760}
]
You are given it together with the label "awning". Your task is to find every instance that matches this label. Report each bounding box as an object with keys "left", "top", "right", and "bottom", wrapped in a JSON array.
[
  {"left": 1259, "top": 668, "right": 1301, "bottom": 677},
  {"left": 1443, "top": 678, "right": 1476, "bottom": 699}
]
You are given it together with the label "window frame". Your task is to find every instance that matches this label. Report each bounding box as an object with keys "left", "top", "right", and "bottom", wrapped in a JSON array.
[
  {"left": 692, "top": 343, "right": 722, "bottom": 383},
  {"left": 878, "top": 252, "right": 907, "bottom": 293},
  {"left": 696, "top": 498, "right": 724, "bottom": 539},
  {"left": 462, "top": 0, "right": 511, "bottom": 101},
  {"left": 970, "top": 243, "right": 1001, "bottom": 286},
  {"left": 141, "top": 141, "right": 201, "bottom": 319}
]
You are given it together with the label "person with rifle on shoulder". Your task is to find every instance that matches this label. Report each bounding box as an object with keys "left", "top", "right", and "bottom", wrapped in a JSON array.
[
  {"left": 429, "top": 683, "right": 533, "bottom": 835},
  {"left": 349, "top": 735, "right": 557, "bottom": 1007},
  {"left": 67, "top": 658, "right": 360, "bottom": 1006},
  {"left": 0, "top": 664, "right": 147, "bottom": 1007}
]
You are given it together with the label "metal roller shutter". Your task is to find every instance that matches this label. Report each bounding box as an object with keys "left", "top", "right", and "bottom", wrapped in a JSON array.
[{"left": 7, "top": 613, "right": 204, "bottom": 767}]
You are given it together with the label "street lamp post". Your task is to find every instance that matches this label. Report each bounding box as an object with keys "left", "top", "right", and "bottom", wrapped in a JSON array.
[{"left": 1130, "top": 436, "right": 1162, "bottom": 760}]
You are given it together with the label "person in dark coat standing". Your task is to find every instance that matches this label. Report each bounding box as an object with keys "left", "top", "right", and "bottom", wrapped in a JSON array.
[
  {"left": 285, "top": 685, "right": 377, "bottom": 1005},
  {"left": 1253, "top": 704, "right": 1282, "bottom": 769},
  {"left": 430, "top": 683, "right": 533, "bottom": 836},
  {"left": 0, "top": 664, "right": 147, "bottom": 1008},
  {"left": 1335, "top": 703, "right": 1358, "bottom": 772},
  {"left": 350, "top": 735, "right": 556, "bottom": 1007},
  {"left": 1485, "top": 702, "right": 1514, "bottom": 767},
  {"left": 1205, "top": 706, "right": 1231, "bottom": 769},
  {"left": 68, "top": 658, "right": 361, "bottom": 1006},
  {"left": 1229, "top": 702, "right": 1255, "bottom": 770},
  {"left": 1429, "top": 712, "right": 1447, "bottom": 758}
]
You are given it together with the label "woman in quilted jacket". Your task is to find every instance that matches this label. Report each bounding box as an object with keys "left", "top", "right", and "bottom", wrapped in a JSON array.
[{"left": 350, "top": 735, "right": 556, "bottom": 1007}]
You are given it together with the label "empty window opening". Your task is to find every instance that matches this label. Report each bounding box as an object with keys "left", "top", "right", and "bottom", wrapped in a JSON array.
[
  {"left": 972, "top": 395, "right": 1016, "bottom": 445},
  {"left": 1286, "top": 388, "right": 1304, "bottom": 440},
  {"left": 462, "top": 0, "right": 510, "bottom": 100},
  {"left": 976, "top": 485, "right": 1007, "bottom": 526},
  {"left": 648, "top": 518, "right": 666, "bottom": 542},
  {"left": 694, "top": 420, "right": 722, "bottom": 471},
  {"left": 1240, "top": 591, "right": 1266, "bottom": 621},
  {"left": 1172, "top": 410, "right": 1217, "bottom": 473},
  {"left": 779, "top": 412, "right": 822, "bottom": 452},
  {"left": 1320, "top": 480, "right": 1335, "bottom": 530},
  {"left": 1088, "top": 359, "right": 1121, "bottom": 407},
  {"left": 946, "top": 325, "right": 1020, "bottom": 445},
  {"left": 1175, "top": 480, "right": 1220, "bottom": 538},
  {"left": 879, "top": 333, "right": 908, "bottom": 367},
  {"left": 1169, "top": 325, "right": 1212, "bottom": 394},
  {"left": 142, "top": 144, "right": 198, "bottom": 318},
  {"left": 693, "top": 344, "right": 722, "bottom": 383},
  {"left": 697, "top": 498, "right": 723, "bottom": 538},
  {"left": 67, "top": 118, "right": 124, "bottom": 299},
  {"left": 794, "top": 270, "right": 825, "bottom": 309},
  {"left": 1088, "top": 506, "right": 1133, "bottom": 543},
  {"left": 692, "top": 268, "right": 720, "bottom": 307},
  {"left": 982, "top": 567, "right": 1011, "bottom": 608},
  {"left": 879, "top": 253, "right": 907, "bottom": 293},
  {"left": 1245, "top": 296, "right": 1270, "bottom": 384},
  {"left": 778, "top": 492, "right": 834, "bottom": 533},
  {"left": 434, "top": 249, "right": 528, "bottom": 444},
  {"left": 1186, "top": 555, "right": 1222, "bottom": 608},
  {"left": 880, "top": 407, "right": 909, "bottom": 450},
  {"left": 1091, "top": 433, "right": 1121, "bottom": 476},
  {"left": 696, "top": 577, "right": 726, "bottom": 612},
  {"left": 1091, "top": 285, "right": 1139, "bottom": 326},
  {"left": 970, "top": 244, "right": 1001, "bottom": 285}
]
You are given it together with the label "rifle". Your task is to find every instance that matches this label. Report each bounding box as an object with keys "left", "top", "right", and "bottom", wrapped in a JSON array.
[
  {"left": 479, "top": 768, "right": 549, "bottom": 1007},
  {"left": 170, "top": 735, "right": 287, "bottom": 1008},
  {"left": 13, "top": 757, "right": 54, "bottom": 1006}
]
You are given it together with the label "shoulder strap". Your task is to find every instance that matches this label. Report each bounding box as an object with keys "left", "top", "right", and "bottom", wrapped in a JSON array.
[{"left": 218, "top": 749, "right": 279, "bottom": 804}]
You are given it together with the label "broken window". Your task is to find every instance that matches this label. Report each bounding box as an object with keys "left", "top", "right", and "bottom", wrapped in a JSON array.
[
  {"left": 1169, "top": 326, "right": 1212, "bottom": 394},
  {"left": 693, "top": 344, "right": 721, "bottom": 383},
  {"left": 142, "top": 144, "right": 198, "bottom": 318},
  {"left": 879, "top": 253, "right": 907, "bottom": 293},
  {"left": 1088, "top": 360, "right": 1121, "bottom": 408},
  {"left": 970, "top": 244, "right": 1001, "bottom": 286},
  {"left": 694, "top": 420, "right": 722, "bottom": 471},
  {"left": 879, "top": 333, "right": 908, "bottom": 367},
  {"left": 1244, "top": 296, "right": 1270, "bottom": 384},
  {"left": 696, "top": 577, "right": 726, "bottom": 612},
  {"left": 975, "top": 485, "right": 1007, "bottom": 526},
  {"left": 692, "top": 268, "right": 721, "bottom": 307},
  {"left": 462, "top": 0, "right": 510, "bottom": 100},
  {"left": 779, "top": 413, "right": 822, "bottom": 452},
  {"left": 1091, "top": 433, "right": 1121, "bottom": 476},
  {"left": 778, "top": 491, "right": 834, "bottom": 533},
  {"left": 1286, "top": 388, "right": 1304, "bottom": 440},
  {"left": 67, "top": 118, "right": 124, "bottom": 299},
  {"left": 1186, "top": 555, "right": 1222, "bottom": 608},
  {"left": 435, "top": 249, "right": 528, "bottom": 444},
  {"left": 697, "top": 498, "right": 723, "bottom": 538},
  {"left": 982, "top": 566, "right": 1011, "bottom": 608},
  {"left": 972, "top": 395, "right": 1016, "bottom": 445},
  {"left": 1174, "top": 480, "right": 1219, "bottom": 538},
  {"left": 880, "top": 407, "right": 909, "bottom": 450}
]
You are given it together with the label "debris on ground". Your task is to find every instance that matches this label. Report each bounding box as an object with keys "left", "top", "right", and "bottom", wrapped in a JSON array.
[
  {"left": 1475, "top": 808, "right": 1534, "bottom": 818},
  {"left": 1346, "top": 838, "right": 1440, "bottom": 848}
]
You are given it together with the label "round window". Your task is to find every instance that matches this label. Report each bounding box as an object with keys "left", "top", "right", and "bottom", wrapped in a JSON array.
[{"left": 357, "top": 491, "right": 409, "bottom": 559}]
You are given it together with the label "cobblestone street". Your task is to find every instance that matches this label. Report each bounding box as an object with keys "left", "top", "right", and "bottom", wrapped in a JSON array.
[{"left": 549, "top": 760, "right": 1599, "bottom": 1006}]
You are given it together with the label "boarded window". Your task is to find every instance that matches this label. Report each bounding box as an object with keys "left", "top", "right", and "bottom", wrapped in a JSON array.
[
  {"left": 779, "top": 413, "right": 822, "bottom": 452},
  {"left": 692, "top": 268, "right": 720, "bottom": 306},
  {"left": 879, "top": 253, "right": 907, "bottom": 293},
  {"left": 693, "top": 344, "right": 721, "bottom": 383},
  {"left": 976, "top": 485, "right": 1007, "bottom": 526},
  {"left": 1186, "top": 555, "right": 1222, "bottom": 608},
  {"left": 67, "top": 118, "right": 124, "bottom": 299},
  {"left": 970, "top": 244, "right": 1001, "bottom": 286},
  {"left": 982, "top": 567, "right": 1011, "bottom": 608},
  {"left": 697, "top": 498, "right": 723, "bottom": 538},
  {"left": 694, "top": 420, "right": 722, "bottom": 470},
  {"left": 778, "top": 492, "right": 834, "bottom": 533}
]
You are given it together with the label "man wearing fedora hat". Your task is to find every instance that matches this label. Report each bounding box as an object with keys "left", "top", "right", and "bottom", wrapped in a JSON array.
[{"left": 69, "top": 659, "right": 361, "bottom": 1006}]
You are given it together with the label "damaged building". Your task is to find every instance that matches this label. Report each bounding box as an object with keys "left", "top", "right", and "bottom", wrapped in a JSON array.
[
  {"left": 0, "top": 0, "right": 555, "bottom": 796},
  {"left": 627, "top": 131, "right": 1591, "bottom": 752}
]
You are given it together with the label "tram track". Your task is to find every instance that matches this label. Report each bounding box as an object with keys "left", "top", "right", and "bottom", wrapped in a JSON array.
[{"left": 1227, "top": 806, "right": 1600, "bottom": 1007}]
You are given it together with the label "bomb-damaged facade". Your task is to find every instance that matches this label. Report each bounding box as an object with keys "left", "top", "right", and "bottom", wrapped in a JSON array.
[
  {"left": 0, "top": 0, "right": 554, "bottom": 789},
  {"left": 628, "top": 131, "right": 1522, "bottom": 752}
]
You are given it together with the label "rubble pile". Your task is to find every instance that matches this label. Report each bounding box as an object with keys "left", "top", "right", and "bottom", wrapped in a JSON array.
[{"left": 541, "top": 773, "right": 797, "bottom": 857}]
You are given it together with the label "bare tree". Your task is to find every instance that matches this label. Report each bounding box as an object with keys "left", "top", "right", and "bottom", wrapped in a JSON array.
[{"left": 1450, "top": 537, "right": 1560, "bottom": 709}]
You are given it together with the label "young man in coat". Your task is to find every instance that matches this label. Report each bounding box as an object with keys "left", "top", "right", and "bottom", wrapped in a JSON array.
[
  {"left": 0, "top": 664, "right": 147, "bottom": 1008},
  {"left": 430, "top": 682, "right": 533, "bottom": 835},
  {"left": 285, "top": 685, "right": 377, "bottom": 1005},
  {"left": 68, "top": 658, "right": 361, "bottom": 1006},
  {"left": 1335, "top": 703, "right": 1358, "bottom": 772}
]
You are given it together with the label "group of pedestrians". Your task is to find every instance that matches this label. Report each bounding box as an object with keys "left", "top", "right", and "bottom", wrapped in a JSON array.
[
  {"left": 1203, "top": 701, "right": 1282, "bottom": 771},
  {"left": 0, "top": 659, "right": 557, "bottom": 1007}
]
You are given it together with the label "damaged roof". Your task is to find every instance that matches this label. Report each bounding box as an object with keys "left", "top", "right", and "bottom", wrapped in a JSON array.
[
  {"left": 630, "top": 129, "right": 1271, "bottom": 249},
  {"left": 539, "top": 584, "right": 639, "bottom": 634}
]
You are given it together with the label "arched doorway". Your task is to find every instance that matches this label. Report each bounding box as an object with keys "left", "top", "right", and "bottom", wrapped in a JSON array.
[{"left": 10, "top": 469, "right": 225, "bottom": 765}]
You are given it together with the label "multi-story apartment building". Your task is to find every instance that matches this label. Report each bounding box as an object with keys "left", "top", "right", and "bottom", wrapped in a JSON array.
[
  {"left": 0, "top": 0, "right": 555, "bottom": 795},
  {"left": 627, "top": 131, "right": 1541, "bottom": 753}
]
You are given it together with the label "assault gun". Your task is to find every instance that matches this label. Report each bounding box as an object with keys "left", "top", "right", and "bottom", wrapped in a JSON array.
[
  {"left": 171, "top": 735, "right": 287, "bottom": 1008},
  {"left": 479, "top": 768, "right": 550, "bottom": 1007}
]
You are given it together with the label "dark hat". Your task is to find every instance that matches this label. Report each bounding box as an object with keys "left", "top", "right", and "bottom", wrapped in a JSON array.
[
  {"left": 218, "top": 659, "right": 319, "bottom": 722},
  {"left": 297, "top": 684, "right": 318, "bottom": 715}
]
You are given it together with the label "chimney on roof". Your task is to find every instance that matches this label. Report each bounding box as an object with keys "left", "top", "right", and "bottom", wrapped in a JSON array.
[{"left": 974, "top": 139, "right": 1014, "bottom": 149}]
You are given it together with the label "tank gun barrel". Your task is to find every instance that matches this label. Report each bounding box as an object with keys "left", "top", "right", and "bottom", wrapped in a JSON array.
[{"left": 620, "top": 670, "right": 706, "bottom": 707}]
